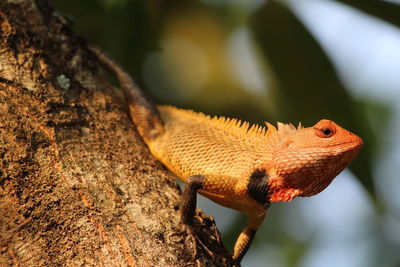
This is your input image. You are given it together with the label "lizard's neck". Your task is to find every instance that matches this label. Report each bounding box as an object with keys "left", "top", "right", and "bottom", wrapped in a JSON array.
[{"left": 267, "top": 177, "right": 303, "bottom": 202}]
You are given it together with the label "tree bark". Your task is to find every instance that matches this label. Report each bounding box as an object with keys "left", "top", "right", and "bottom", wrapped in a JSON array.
[{"left": 0, "top": 1, "right": 232, "bottom": 266}]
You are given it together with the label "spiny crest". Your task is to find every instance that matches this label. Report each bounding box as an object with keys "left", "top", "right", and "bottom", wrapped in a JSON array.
[
  {"left": 160, "top": 105, "right": 303, "bottom": 143},
  {"left": 211, "top": 116, "right": 303, "bottom": 144},
  {"left": 265, "top": 121, "right": 303, "bottom": 143}
]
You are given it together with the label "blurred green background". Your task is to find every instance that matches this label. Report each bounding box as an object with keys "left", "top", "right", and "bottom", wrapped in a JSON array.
[{"left": 54, "top": 0, "right": 400, "bottom": 266}]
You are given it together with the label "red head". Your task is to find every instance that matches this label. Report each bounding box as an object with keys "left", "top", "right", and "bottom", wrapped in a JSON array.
[{"left": 267, "top": 119, "right": 363, "bottom": 202}]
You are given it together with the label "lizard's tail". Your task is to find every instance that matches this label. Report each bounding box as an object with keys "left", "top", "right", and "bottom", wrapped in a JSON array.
[{"left": 89, "top": 45, "right": 164, "bottom": 143}]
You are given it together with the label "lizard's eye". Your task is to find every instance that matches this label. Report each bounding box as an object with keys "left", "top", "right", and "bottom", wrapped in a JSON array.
[
  {"left": 322, "top": 128, "right": 332, "bottom": 136},
  {"left": 314, "top": 126, "right": 336, "bottom": 138}
]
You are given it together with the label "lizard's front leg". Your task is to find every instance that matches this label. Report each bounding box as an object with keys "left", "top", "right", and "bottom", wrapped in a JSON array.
[
  {"left": 180, "top": 175, "right": 205, "bottom": 224},
  {"left": 180, "top": 175, "right": 219, "bottom": 261},
  {"left": 232, "top": 212, "right": 266, "bottom": 263},
  {"left": 180, "top": 174, "right": 269, "bottom": 264}
]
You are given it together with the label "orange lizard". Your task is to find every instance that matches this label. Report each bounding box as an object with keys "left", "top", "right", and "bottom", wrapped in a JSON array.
[{"left": 89, "top": 46, "right": 363, "bottom": 264}]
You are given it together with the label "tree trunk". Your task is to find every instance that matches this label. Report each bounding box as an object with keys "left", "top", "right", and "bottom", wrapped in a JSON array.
[{"left": 0, "top": 1, "right": 232, "bottom": 266}]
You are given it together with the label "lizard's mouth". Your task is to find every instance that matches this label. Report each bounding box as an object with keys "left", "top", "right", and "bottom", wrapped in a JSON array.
[
  {"left": 336, "top": 137, "right": 363, "bottom": 149},
  {"left": 339, "top": 135, "right": 363, "bottom": 151},
  {"left": 312, "top": 134, "right": 363, "bottom": 151}
]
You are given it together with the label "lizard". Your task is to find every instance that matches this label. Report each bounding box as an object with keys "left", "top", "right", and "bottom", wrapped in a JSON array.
[{"left": 89, "top": 45, "right": 363, "bottom": 264}]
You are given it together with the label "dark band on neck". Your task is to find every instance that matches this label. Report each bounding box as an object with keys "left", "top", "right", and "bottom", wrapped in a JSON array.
[{"left": 247, "top": 168, "right": 270, "bottom": 208}]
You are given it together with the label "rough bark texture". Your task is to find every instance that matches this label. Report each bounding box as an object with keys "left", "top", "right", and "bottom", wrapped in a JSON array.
[{"left": 0, "top": 1, "right": 232, "bottom": 266}]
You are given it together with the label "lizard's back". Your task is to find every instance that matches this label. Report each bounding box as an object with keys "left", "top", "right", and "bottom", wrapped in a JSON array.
[{"left": 148, "top": 106, "right": 272, "bottom": 183}]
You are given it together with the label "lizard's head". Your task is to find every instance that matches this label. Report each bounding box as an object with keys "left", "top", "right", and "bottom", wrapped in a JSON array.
[{"left": 267, "top": 119, "right": 363, "bottom": 202}]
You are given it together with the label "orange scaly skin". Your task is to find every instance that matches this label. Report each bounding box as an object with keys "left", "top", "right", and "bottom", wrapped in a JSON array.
[
  {"left": 151, "top": 107, "right": 362, "bottom": 203},
  {"left": 90, "top": 46, "right": 363, "bottom": 264}
]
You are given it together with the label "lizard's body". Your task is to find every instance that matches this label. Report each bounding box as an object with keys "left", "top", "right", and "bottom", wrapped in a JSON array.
[
  {"left": 152, "top": 106, "right": 272, "bottom": 213},
  {"left": 90, "top": 46, "right": 363, "bottom": 264}
]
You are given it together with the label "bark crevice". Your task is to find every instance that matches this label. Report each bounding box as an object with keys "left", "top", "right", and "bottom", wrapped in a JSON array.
[{"left": 0, "top": 1, "right": 233, "bottom": 266}]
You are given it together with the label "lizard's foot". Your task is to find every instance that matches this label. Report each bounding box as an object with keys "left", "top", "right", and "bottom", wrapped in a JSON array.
[
  {"left": 185, "top": 210, "right": 226, "bottom": 262},
  {"left": 170, "top": 210, "right": 217, "bottom": 261},
  {"left": 169, "top": 210, "right": 201, "bottom": 261},
  {"left": 170, "top": 209, "right": 235, "bottom": 266}
]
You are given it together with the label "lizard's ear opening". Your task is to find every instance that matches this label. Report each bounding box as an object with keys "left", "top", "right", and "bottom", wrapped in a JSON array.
[{"left": 313, "top": 120, "right": 336, "bottom": 138}]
